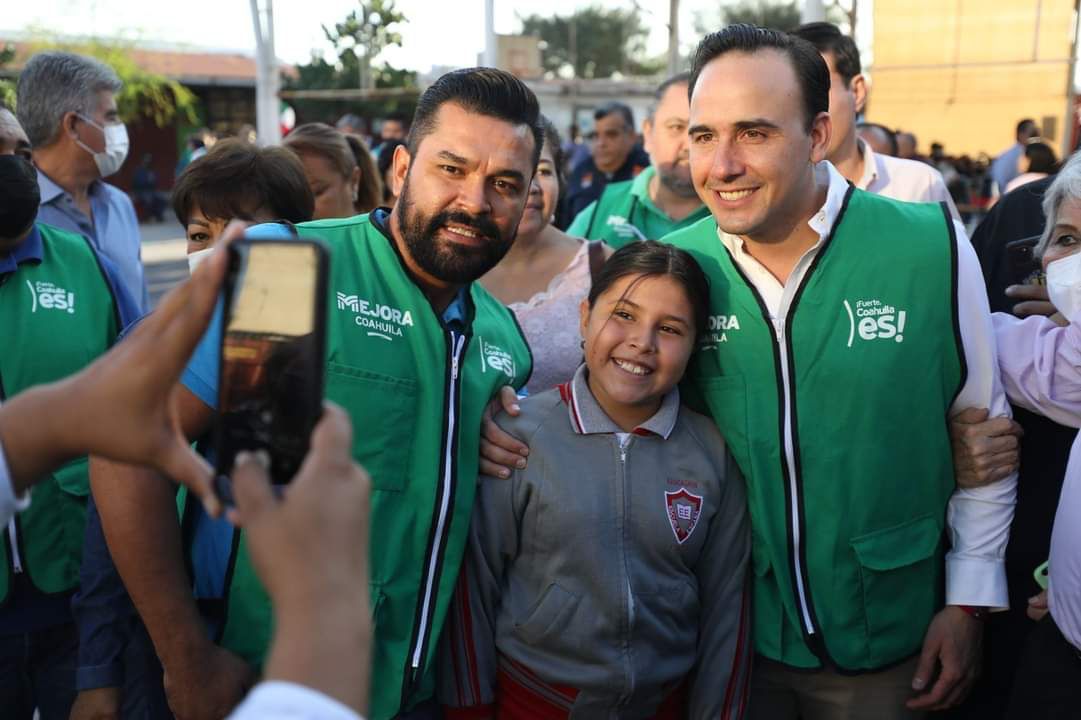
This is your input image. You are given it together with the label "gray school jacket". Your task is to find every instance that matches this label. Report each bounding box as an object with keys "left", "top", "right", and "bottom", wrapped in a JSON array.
[{"left": 438, "top": 364, "right": 751, "bottom": 719}]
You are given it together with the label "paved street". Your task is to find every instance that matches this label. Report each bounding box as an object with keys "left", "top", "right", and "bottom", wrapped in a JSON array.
[{"left": 140, "top": 221, "right": 187, "bottom": 308}]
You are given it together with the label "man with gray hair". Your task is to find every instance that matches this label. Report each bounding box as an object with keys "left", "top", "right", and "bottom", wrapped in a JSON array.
[
  {"left": 17, "top": 51, "right": 147, "bottom": 311},
  {"left": 564, "top": 101, "right": 649, "bottom": 222}
]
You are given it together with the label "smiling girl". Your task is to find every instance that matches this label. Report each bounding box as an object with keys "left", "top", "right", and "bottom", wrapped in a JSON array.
[{"left": 439, "top": 240, "right": 751, "bottom": 719}]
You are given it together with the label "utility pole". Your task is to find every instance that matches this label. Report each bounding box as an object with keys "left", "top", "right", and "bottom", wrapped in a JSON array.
[
  {"left": 249, "top": 0, "right": 281, "bottom": 145},
  {"left": 667, "top": 0, "right": 680, "bottom": 76},
  {"left": 801, "top": 0, "right": 826, "bottom": 23},
  {"left": 484, "top": 0, "right": 498, "bottom": 67}
]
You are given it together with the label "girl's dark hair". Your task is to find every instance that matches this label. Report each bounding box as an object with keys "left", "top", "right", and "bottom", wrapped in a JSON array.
[
  {"left": 172, "top": 139, "right": 314, "bottom": 226},
  {"left": 587, "top": 240, "right": 711, "bottom": 338},
  {"left": 1025, "top": 141, "right": 1059, "bottom": 175},
  {"left": 539, "top": 114, "right": 567, "bottom": 202},
  {"left": 283, "top": 122, "right": 383, "bottom": 214}
]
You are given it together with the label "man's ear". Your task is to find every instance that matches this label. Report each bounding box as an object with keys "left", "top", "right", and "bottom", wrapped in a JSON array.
[
  {"left": 851, "top": 74, "right": 869, "bottom": 116},
  {"left": 391, "top": 143, "right": 411, "bottom": 198},
  {"left": 810, "top": 112, "right": 833, "bottom": 164},
  {"left": 63, "top": 111, "right": 81, "bottom": 140}
]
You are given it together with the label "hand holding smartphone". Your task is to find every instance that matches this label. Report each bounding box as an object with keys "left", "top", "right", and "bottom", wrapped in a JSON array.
[{"left": 213, "top": 236, "right": 329, "bottom": 505}]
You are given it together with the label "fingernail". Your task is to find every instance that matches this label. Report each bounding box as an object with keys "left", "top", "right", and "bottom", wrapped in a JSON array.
[
  {"left": 253, "top": 450, "right": 271, "bottom": 468},
  {"left": 912, "top": 678, "right": 925, "bottom": 690},
  {"left": 1029, "top": 595, "right": 1039, "bottom": 604},
  {"left": 499, "top": 468, "right": 510, "bottom": 478},
  {"left": 516, "top": 458, "right": 527, "bottom": 469},
  {"left": 1005, "top": 285, "right": 1019, "bottom": 296},
  {"left": 511, "top": 403, "right": 521, "bottom": 413},
  {"left": 234, "top": 451, "right": 252, "bottom": 469}
]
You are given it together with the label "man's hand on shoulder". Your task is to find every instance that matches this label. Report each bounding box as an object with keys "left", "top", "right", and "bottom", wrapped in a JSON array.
[{"left": 479, "top": 385, "right": 528, "bottom": 479}]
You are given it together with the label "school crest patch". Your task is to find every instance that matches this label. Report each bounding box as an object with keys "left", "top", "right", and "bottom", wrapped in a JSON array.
[{"left": 665, "top": 488, "right": 703, "bottom": 544}]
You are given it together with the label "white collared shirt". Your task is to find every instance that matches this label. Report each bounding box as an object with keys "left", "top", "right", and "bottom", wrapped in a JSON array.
[
  {"left": 717, "top": 161, "right": 1017, "bottom": 609},
  {"left": 228, "top": 681, "right": 364, "bottom": 720},
  {"left": 856, "top": 141, "right": 961, "bottom": 222},
  {"left": 0, "top": 437, "right": 30, "bottom": 528}
]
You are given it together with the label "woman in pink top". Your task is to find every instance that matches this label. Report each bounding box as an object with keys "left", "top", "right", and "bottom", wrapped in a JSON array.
[
  {"left": 481, "top": 118, "right": 612, "bottom": 394},
  {"left": 968, "top": 152, "right": 1081, "bottom": 719}
]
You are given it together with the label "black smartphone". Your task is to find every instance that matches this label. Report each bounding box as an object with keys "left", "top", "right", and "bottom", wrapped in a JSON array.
[
  {"left": 213, "top": 237, "right": 329, "bottom": 505},
  {"left": 1006, "top": 234, "right": 1044, "bottom": 285}
]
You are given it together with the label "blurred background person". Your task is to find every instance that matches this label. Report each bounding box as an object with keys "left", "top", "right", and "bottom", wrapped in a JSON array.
[
  {"left": 479, "top": 117, "right": 611, "bottom": 394},
  {"left": 16, "top": 50, "right": 147, "bottom": 312},
  {"left": 564, "top": 101, "right": 649, "bottom": 224},
  {"left": 567, "top": 73, "right": 709, "bottom": 248},
  {"left": 1005, "top": 140, "right": 1060, "bottom": 194},
  {"left": 793, "top": 22, "right": 960, "bottom": 220},
  {"left": 336, "top": 112, "right": 372, "bottom": 147},
  {"left": 372, "top": 112, "right": 409, "bottom": 158},
  {"left": 896, "top": 130, "right": 919, "bottom": 160},
  {"left": 376, "top": 138, "right": 405, "bottom": 207},
  {"left": 991, "top": 119, "right": 1040, "bottom": 194},
  {"left": 857, "top": 122, "right": 899, "bottom": 157},
  {"left": 284, "top": 122, "right": 381, "bottom": 220},
  {"left": 132, "top": 153, "right": 166, "bottom": 223}
]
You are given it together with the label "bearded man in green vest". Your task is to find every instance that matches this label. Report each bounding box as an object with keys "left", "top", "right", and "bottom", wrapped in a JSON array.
[
  {"left": 89, "top": 68, "right": 540, "bottom": 720},
  {"left": 567, "top": 73, "right": 711, "bottom": 248},
  {"left": 483, "top": 25, "right": 1018, "bottom": 720}
]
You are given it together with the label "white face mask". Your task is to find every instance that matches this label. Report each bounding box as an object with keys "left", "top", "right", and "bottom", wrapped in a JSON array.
[
  {"left": 1046, "top": 251, "right": 1081, "bottom": 321},
  {"left": 75, "top": 115, "right": 129, "bottom": 177},
  {"left": 187, "top": 247, "right": 214, "bottom": 274}
]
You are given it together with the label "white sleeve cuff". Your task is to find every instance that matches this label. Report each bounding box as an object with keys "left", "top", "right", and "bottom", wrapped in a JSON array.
[
  {"left": 945, "top": 553, "right": 1009, "bottom": 610},
  {"left": 0, "top": 440, "right": 30, "bottom": 527},
  {"left": 227, "top": 681, "right": 364, "bottom": 720}
]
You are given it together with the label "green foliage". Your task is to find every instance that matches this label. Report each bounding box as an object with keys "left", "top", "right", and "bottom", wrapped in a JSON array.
[
  {"left": 0, "top": 44, "right": 16, "bottom": 109},
  {"left": 695, "top": 1, "right": 851, "bottom": 36},
  {"left": 519, "top": 5, "right": 660, "bottom": 79},
  {"left": 287, "top": 0, "right": 417, "bottom": 123},
  {"left": 24, "top": 35, "right": 199, "bottom": 127}
]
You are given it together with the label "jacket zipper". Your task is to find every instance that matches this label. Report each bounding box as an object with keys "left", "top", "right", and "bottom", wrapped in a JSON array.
[
  {"left": 617, "top": 435, "right": 636, "bottom": 700},
  {"left": 772, "top": 318, "right": 815, "bottom": 636},
  {"left": 6, "top": 520, "right": 22, "bottom": 573},
  {"left": 401, "top": 330, "right": 467, "bottom": 702}
]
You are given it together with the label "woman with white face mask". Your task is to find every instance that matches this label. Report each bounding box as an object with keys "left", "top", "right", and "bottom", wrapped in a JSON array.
[
  {"left": 172, "top": 139, "right": 314, "bottom": 271},
  {"left": 988, "top": 150, "right": 1081, "bottom": 719}
]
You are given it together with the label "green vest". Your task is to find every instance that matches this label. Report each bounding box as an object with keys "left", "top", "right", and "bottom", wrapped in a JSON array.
[
  {"left": 568, "top": 166, "right": 712, "bottom": 249},
  {"left": 209, "top": 215, "right": 532, "bottom": 719},
  {"left": 669, "top": 189, "right": 964, "bottom": 671},
  {"left": 0, "top": 224, "right": 119, "bottom": 603}
]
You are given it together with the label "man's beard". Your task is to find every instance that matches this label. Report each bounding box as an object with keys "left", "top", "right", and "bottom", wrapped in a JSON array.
[
  {"left": 657, "top": 162, "right": 698, "bottom": 199},
  {"left": 395, "top": 176, "right": 515, "bottom": 284}
]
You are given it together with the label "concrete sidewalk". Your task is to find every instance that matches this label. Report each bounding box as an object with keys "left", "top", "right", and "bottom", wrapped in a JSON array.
[{"left": 140, "top": 221, "right": 186, "bottom": 264}]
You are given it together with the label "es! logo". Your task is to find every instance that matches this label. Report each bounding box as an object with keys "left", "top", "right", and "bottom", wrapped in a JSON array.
[
  {"left": 26, "top": 280, "right": 75, "bottom": 314},
  {"left": 479, "top": 337, "right": 516, "bottom": 379},
  {"left": 843, "top": 298, "right": 907, "bottom": 346}
]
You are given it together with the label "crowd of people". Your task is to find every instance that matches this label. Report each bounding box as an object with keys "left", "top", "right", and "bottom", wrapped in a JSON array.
[{"left": 1, "top": 18, "right": 1080, "bottom": 720}]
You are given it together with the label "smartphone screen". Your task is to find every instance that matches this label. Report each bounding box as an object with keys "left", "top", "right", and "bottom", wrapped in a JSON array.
[{"left": 214, "top": 239, "right": 327, "bottom": 498}]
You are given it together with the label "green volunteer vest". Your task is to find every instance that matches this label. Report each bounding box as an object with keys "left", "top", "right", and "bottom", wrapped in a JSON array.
[
  {"left": 671, "top": 189, "right": 964, "bottom": 671},
  {"left": 572, "top": 166, "right": 711, "bottom": 249},
  {"left": 210, "top": 215, "right": 531, "bottom": 719},
  {"left": 0, "top": 224, "right": 119, "bottom": 604}
]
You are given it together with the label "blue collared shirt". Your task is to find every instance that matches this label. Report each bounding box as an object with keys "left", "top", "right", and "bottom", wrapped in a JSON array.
[{"left": 36, "top": 169, "right": 148, "bottom": 312}]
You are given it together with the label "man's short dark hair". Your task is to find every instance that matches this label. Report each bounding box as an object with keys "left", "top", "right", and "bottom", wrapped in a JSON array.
[
  {"left": 689, "top": 24, "right": 829, "bottom": 131},
  {"left": 594, "top": 102, "right": 635, "bottom": 131},
  {"left": 1017, "top": 118, "right": 1038, "bottom": 138},
  {"left": 857, "top": 122, "right": 899, "bottom": 156},
  {"left": 648, "top": 72, "right": 690, "bottom": 120},
  {"left": 172, "top": 139, "right": 314, "bottom": 226},
  {"left": 790, "top": 22, "right": 861, "bottom": 86},
  {"left": 406, "top": 67, "right": 543, "bottom": 169}
]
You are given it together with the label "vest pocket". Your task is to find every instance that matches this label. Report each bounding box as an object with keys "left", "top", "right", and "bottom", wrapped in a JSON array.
[
  {"left": 325, "top": 363, "right": 418, "bottom": 493},
  {"left": 850, "top": 515, "right": 941, "bottom": 666},
  {"left": 514, "top": 582, "right": 579, "bottom": 644}
]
